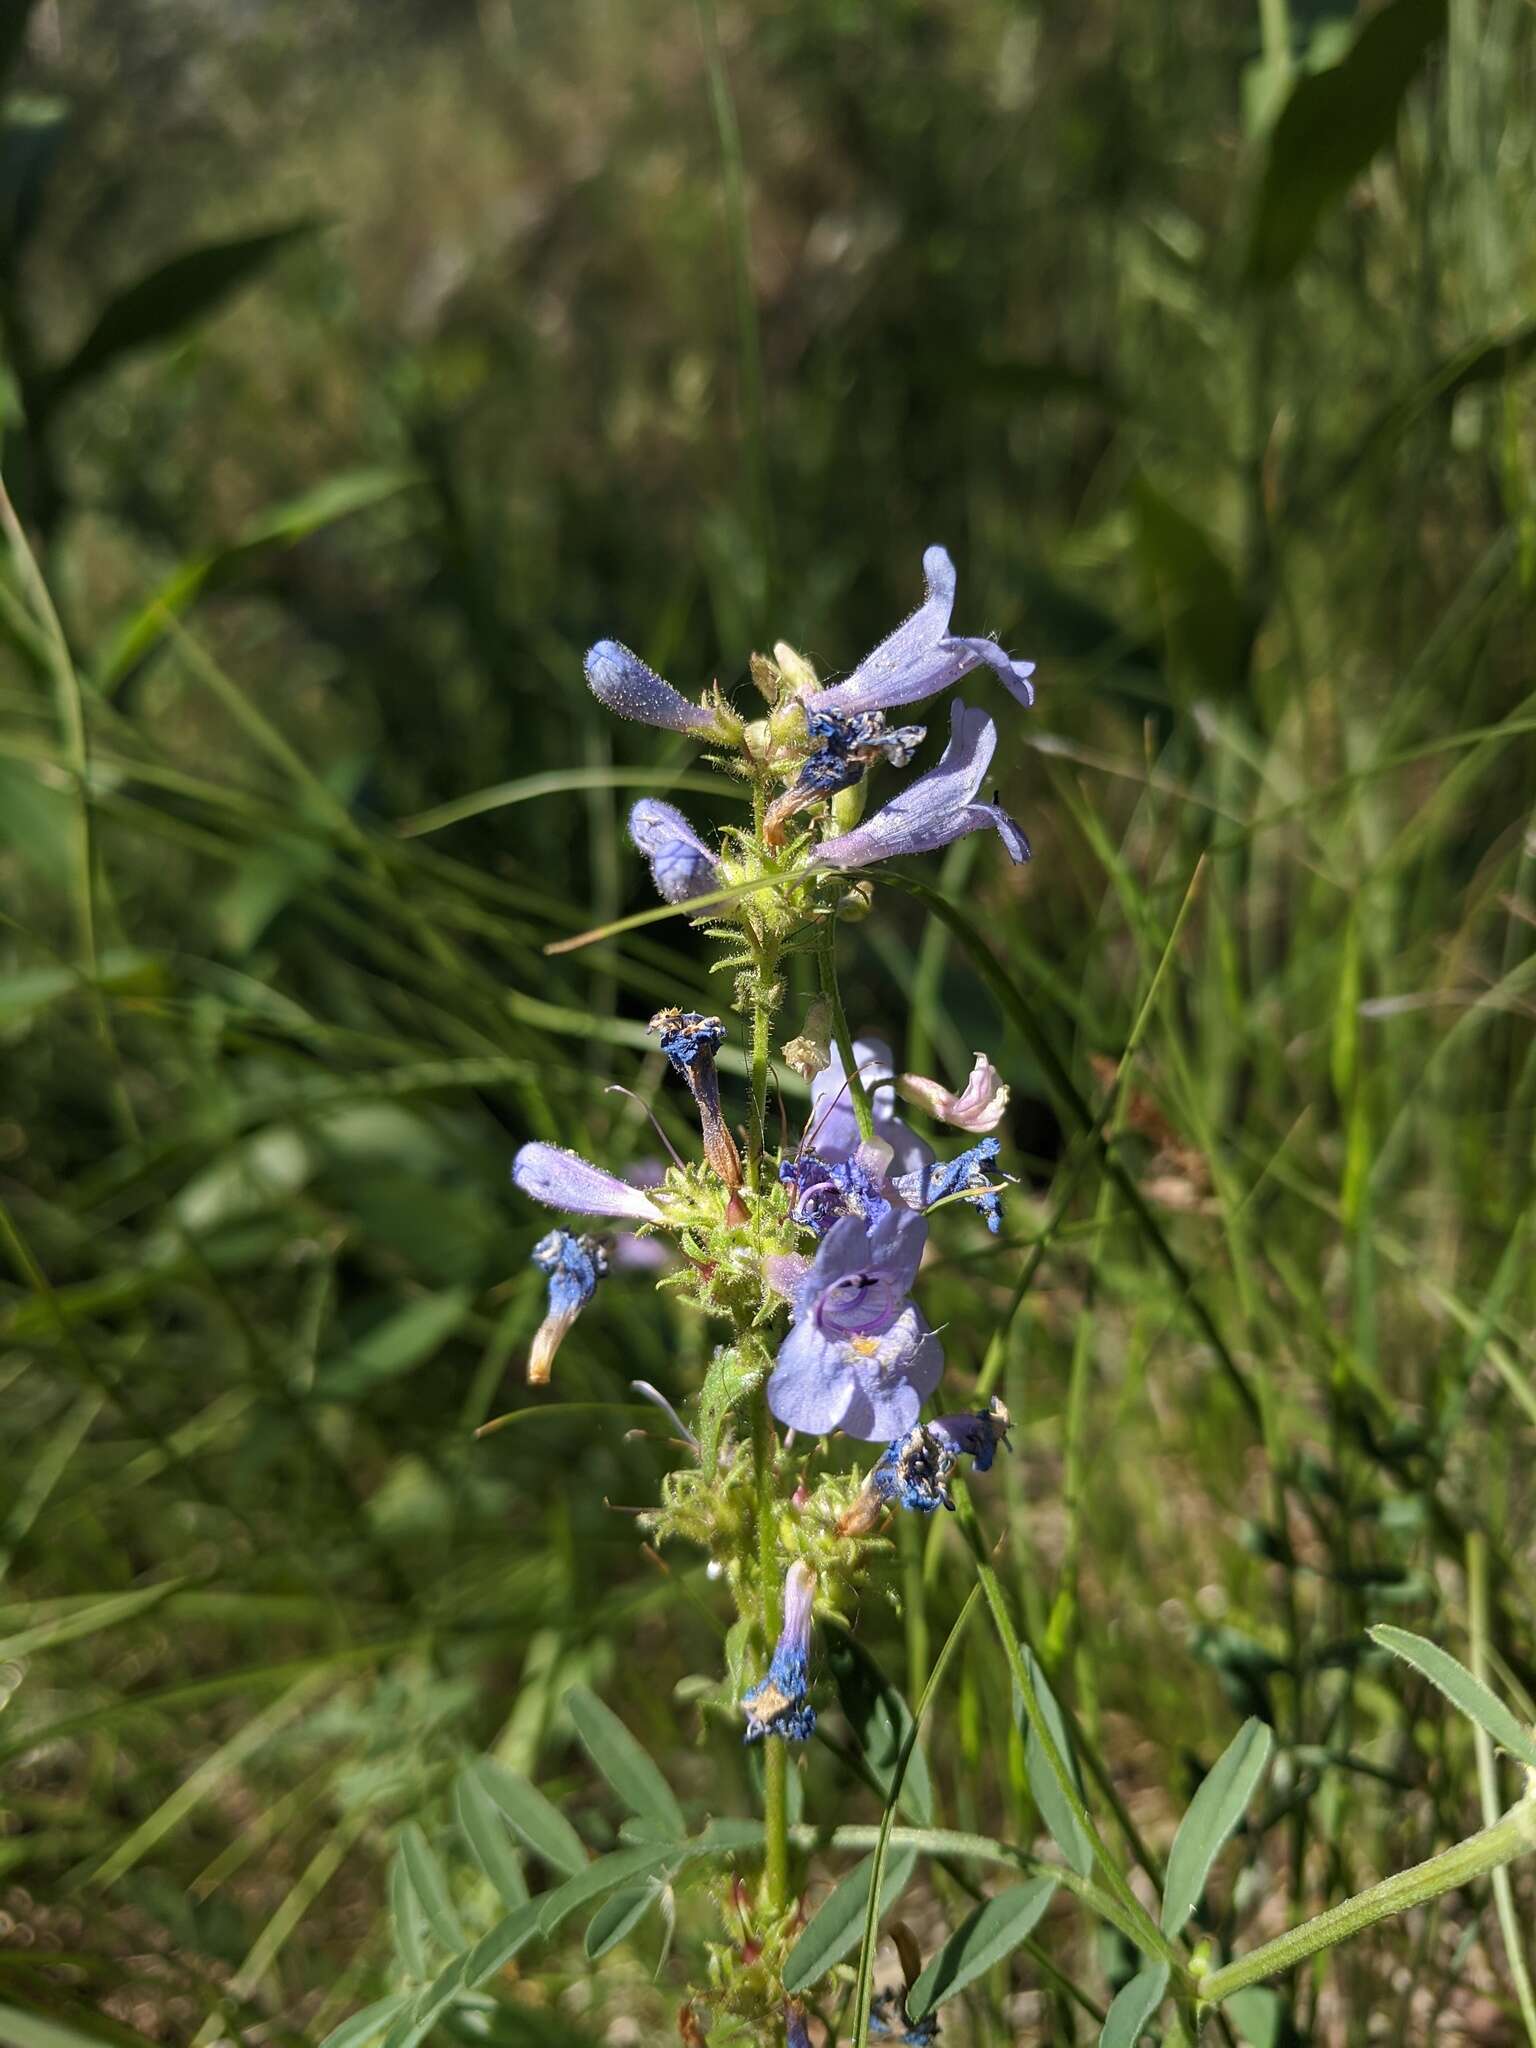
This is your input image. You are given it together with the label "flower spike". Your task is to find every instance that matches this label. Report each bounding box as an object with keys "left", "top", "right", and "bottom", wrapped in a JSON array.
[
  {"left": 814, "top": 543, "right": 1035, "bottom": 720},
  {"left": 741, "top": 1560, "right": 817, "bottom": 1743},
  {"left": 526, "top": 1229, "right": 606, "bottom": 1386},
  {"left": 649, "top": 1008, "right": 743, "bottom": 1193},
  {"left": 585, "top": 639, "right": 717, "bottom": 732}
]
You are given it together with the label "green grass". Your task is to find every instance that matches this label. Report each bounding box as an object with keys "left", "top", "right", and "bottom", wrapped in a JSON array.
[{"left": 1, "top": 0, "right": 1535, "bottom": 2042}]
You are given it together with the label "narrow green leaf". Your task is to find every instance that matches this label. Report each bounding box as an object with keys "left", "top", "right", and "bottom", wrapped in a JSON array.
[
  {"left": 1244, "top": 0, "right": 1447, "bottom": 285},
  {"left": 566, "top": 1683, "right": 685, "bottom": 1833},
  {"left": 1017, "top": 1651, "right": 1093, "bottom": 1879},
  {"left": 1370, "top": 1626, "right": 1536, "bottom": 1770},
  {"left": 98, "top": 467, "right": 422, "bottom": 689},
  {"left": 536, "top": 1843, "right": 680, "bottom": 1935},
  {"left": 453, "top": 1766, "right": 529, "bottom": 1908},
  {"left": 907, "top": 1878, "right": 1056, "bottom": 2018},
  {"left": 0, "top": 1580, "right": 180, "bottom": 1661},
  {"left": 44, "top": 219, "right": 322, "bottom": 401},
  {"left": 398, "top": 1820, "right": 465, "bottom": 1953},
  {"left": 0, "top": 2009, "right": 146, "bottom": 2048},
  {"left": 313, "top": 1288, "right": 472, "bottom": 1400},
  {"left": 1099, "top": 1962, "right": 1170, "bottom": 2047},
  {"left": 469, "top": 1759, "right": 588, "bottom": 1875},
  {"left": 460, "top": 1899, "right": 541, "bottom": 1990},
  {"left": 583, "top": 1882, "right": 657, "bottom": 1960},
  {"left": 388, "top": 1846, "right": 429, "bottom": 1981},
  {"left": 317, "top": 1996, "right": 411, "bottom": 2048},
  {"left": 781, "top": 1847, "right": 918, "bottom": 1995},
  {"left": 1161, "top": 1718, "right": 1273, "bottom": 1935},
  {"left": 823, "top": 1623, "right": 933, "bottom": 1825}
]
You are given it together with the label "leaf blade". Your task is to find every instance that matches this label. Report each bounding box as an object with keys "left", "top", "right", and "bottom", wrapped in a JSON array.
[
  {"left": 1099, "top": 1962, "right": 1170, "bottom": 2048},
  {"left": 1370, "top": 1626, "right": 1536, "bottom": 1770},
  {"left": 566, "top": 1683, "right": 685, "bottom": 1833},
  {"left": 907, "top": 1878, "right": 1057, "bottom": 2018},
  {"left": 1161, "top": 1718, "right": 1273, "bottom": 1936},
  {"left": 583, "top": 1882, "right": 657, "bottom": 1961},
  {"left": 1018, "top": 1650, "right": 1093, "bottom": 1879},
  {"left": 781, "top": 1847, "right": 918, "bottom": 1995},
  {"left": 453, "top": 1765, "right": 529, "bottom": 1908},
  {"left": 469, "top": 1758, "right": 588, "bottom": 1876}
]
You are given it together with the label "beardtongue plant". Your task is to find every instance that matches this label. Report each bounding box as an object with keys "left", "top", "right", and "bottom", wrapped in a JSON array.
[{"left": 355, "top": 551, "right": 1536, "bottom": 2048}]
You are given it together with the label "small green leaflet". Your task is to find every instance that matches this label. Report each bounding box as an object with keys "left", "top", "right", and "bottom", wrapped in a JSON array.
[
  {"left": 317, "top": 1995, "right": 411, "bottom": 2048},
  {"left": 468, "top": 1758, "right": 588, "bottom": 1876},
  {"left": 1099, "top": 1962, "right": 1170, "bottom": 2048},
  {"left": 452, "top": 1765, "right": 529, "bottom": 1908},
  {"left": 1370, "top": 1626, "right": 1536, "bottom": 1771},
  {"left": 1016, "top": 1651, "right": 1093, "bottom": 1878},
  {"left": 566, "top": 1683, "right": 685, "bottom": 1833},
  {"left": 397, "top": 1820, "right": 465, "bottom": 1953},
  {"left": 388, "top": 1847, "right": 429, "bottom": 1980},
  {"left": 906, "top": 1878, "right": 1056, "bottom": 2017},
  {"left": 1160, "top": 1717, "right": 1273, "bottom": 1935},
  {"left": 782, "top": 1847, "right": 918, "bottom": 1994},
  {"left": 584, "top": 1882, "right": 657, "bottom": 1960}
]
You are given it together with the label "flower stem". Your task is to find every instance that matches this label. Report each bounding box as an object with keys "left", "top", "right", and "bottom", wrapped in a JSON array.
[
  {"left": 1199, "top": 1797, "right": 1536, "bottom": 2005},
  {"left": 816, "top": 922, "right": 875, "bottom": 1143},
  {"left": 749, "top": 951, "right": 774, "bottom": 1185},
  {"left": 752, "top": 1384, "right": 790, "bottom": 1915}
]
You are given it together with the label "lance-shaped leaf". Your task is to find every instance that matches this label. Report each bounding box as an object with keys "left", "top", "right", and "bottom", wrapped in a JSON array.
[
  {"left": 1099, "top": 1961, "right": 1170, "bottom": 2048},
  {"left": 452, "top": 1765, "right": 528, "bottom": 1908},
  {"left": 782, "top": 1847, "right": 918, "bottom": 1994},
  {"left": 824, "top": 1622, "right": 933, "bottom": 1825},
  {"left": 1016, "top": 1651, "right": 1093, "bottom": 1878},
  {"left": 397, "top": 1820, "right": 465, "bottom": 1953},
  {"left": 1244, "top": 0, "right": 1447, "bottom": 286},
  {"left": 584, "top": 1882, "right": 658, "bottom": 1960},
  {"left": 566, "top": 1683, "right": 685, "bottom": 1833},
  {"left": 1160, "top": 1717, "right": 1273, "bottom": 1935},
  {"left": 467, "top": 1759, "right": 587, "bottom": 1876},
  {"left": 907, "top": 1878, "right": 1056, "bottom": 2018},
  {"left": 1370, "top": 1626, "right": 1536, "bottom": 1770},
  {"left": 43, "top": 218, "right": 321, "bottom": 404}
]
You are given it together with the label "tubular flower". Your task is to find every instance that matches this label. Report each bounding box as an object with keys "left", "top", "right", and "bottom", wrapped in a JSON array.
[
  {"left": 629, "top": 798, "right": 721, "bottom": 904},
  {"left": 766, "top": 1209, "right": 941, "bottom": 1440},
  {"left": 649, "top": 1008, "right": 742, "bottom": 1192},
  {"left": 513, "top": 1142, "right": 668, "bottom": 1223},
  {"left": 741, "top": 1560, "right": 817, "bottom": 1743},
  {"left": 840, "top": 1399, "right": 1012, "bottom": 1531},
  {"left": 816, "top": 701, "right": 1030, "bottom": 871},
  {"left": 763, "top": 706, "right": 926, "bottom": 847},
  {"left": 894, "top": 1136, "right": 1012, "bottom": 1235},
  {"left": 898, "top": 1052, "right": 1010, "bottom": 1134},
  {"left": 585, "top": 639, "right": 717, "bottom": 732},
  {"left": 779, "top": 1148, "right": 893, "bottom": 1236},
  {"left": 813, "top": 544, "right": 1035, "bottom": 720},
  {"left": 527, "top": 1229, "right": 606, "bottom": 1386}
]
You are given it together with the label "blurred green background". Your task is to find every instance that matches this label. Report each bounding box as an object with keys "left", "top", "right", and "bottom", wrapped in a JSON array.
[{"left": 2, "top": 0, "right": 1535, "bottom": 2041}]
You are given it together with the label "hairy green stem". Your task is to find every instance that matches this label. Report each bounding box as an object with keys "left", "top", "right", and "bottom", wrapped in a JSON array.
[
  {"left": 749, "top": 950, "right": 774, "bottom": 1185},
  {"left": 817, "top": 922, "right": 875, "bottom": 1142},
  {"left": 752, "top": 1386, "right": 790, "bottom": 1915},
  {"left": 1200, "top": 1798, "right": 1536, "bottom": 2004}
]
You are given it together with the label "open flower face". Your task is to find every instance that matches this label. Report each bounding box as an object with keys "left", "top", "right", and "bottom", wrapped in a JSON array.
[{"left": 766, "top": 1209, "right": 942, "bottom": 1440}]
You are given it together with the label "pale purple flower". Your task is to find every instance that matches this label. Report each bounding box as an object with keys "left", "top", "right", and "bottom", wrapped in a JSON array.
[
  {"left": 628, "top": 798, "right": 721, "bottom": 904},
  {"left": 766, "top": 1208, "right": 942, "bottom": 1440},
  {"left": 899, "top": 1052, "right": 1011, "bottom": 1134},
  {"left": 584, "top": 639, "right": 716, "bottom": 732},
  {"left": 815, "top": 702, "right": 1030, "bottom": 871},
  {"left": 512, "top": 1142, "right": 666, "bottom": 1223},
  {"left": 814, "top": 545, "right": 1035, "bottom": 720},
  {"left": 804, "top": 1037, "right": 934, "bottom": 1182}
]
